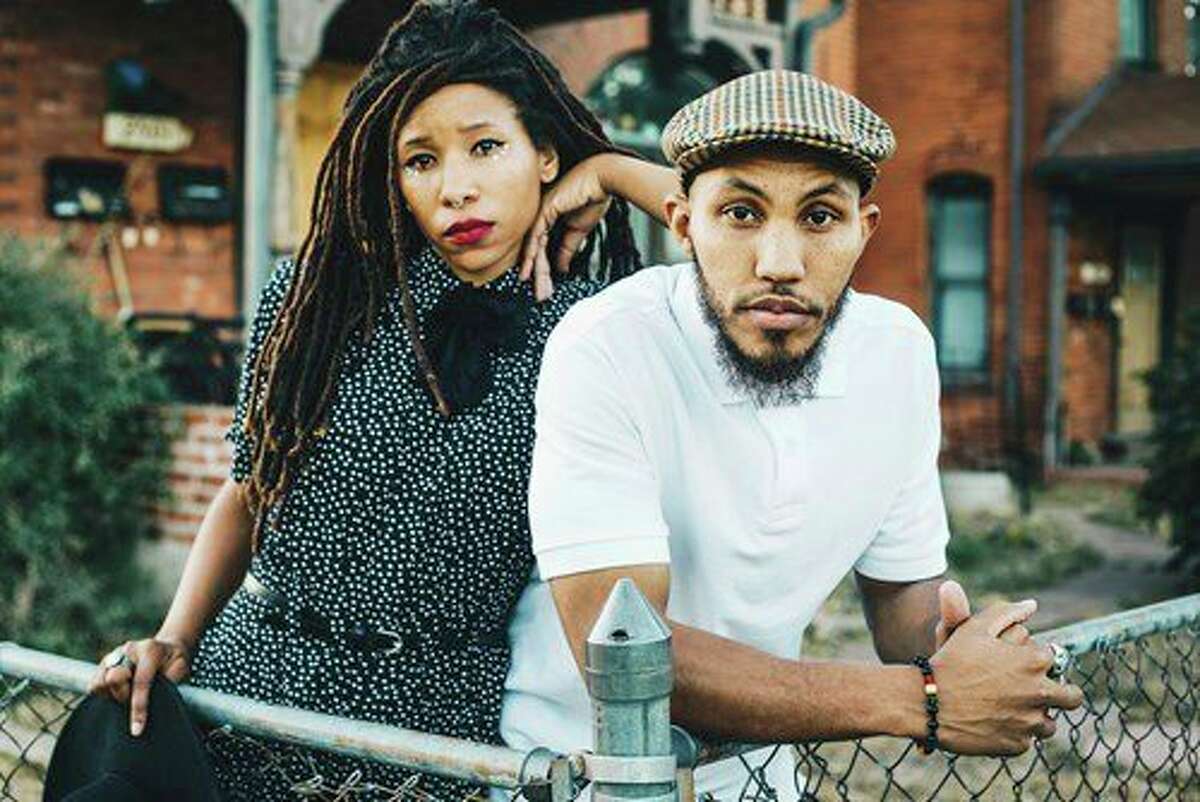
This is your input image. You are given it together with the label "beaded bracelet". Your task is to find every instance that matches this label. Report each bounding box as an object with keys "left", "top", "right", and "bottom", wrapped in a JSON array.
[{"left": 912, "top": 655, "right": 940, "bottom": 754}]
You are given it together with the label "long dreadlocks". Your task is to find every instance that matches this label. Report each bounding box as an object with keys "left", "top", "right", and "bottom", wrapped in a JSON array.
[{"left": 239, "top": 0, "right": 643, "bottom": 552}]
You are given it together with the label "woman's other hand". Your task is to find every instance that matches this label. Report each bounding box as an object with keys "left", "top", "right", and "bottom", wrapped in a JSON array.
[
  {"left": 520, "top": 154, "right": 615, "bottom": 301},
  {"left": 88, "top": 635, "right": 194, "bottom": 736}
]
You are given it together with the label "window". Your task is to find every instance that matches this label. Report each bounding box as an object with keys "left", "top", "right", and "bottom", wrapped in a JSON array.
[
  {"left": 1119, "top": 0, "right": 1154, "bottom": 63},
  {"left": 928, "top": 176, "right": 992, "bottom": 382}
]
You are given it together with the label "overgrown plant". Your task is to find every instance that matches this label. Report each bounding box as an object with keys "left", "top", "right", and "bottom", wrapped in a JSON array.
[
  {"left": 0, "top": 234, "right": 171, "bottom": 658},
  {"left": 1139, "top": 307, "right": 1200, "bottom": 586}
]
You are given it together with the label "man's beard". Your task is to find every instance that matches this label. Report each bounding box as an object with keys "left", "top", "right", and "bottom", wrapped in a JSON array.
[{"left": 694, "top": 260, "right": 849, "bottom": 407}]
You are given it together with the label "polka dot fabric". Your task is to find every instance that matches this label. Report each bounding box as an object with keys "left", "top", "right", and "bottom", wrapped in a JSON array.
[{"left": 189, "top": 248, "right": 603, "bottom": 801}]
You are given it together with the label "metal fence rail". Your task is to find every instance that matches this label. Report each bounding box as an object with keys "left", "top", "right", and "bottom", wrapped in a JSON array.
[{"left": 3, "top": 592, "right": 1199, "bottom": 801}]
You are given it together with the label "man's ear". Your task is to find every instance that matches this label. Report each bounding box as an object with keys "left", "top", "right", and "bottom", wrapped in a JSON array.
[
  {"left": 859, "top": 202, "right": 881, "bottom": 245},
  {"left": 664, "top": 192, "right": 694, "bottom": 256},
  {"left": 539, "top": 145, "right": 560, "bottom": 185}
]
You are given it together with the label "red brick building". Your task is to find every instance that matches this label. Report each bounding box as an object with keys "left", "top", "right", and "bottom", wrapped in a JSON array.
[{"left": 2, "top": 1, "right": 1198, "bottom": 503}]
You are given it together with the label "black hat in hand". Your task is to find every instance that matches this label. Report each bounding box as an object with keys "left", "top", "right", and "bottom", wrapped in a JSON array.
[{"left": 43, "top": 677, "right": 220, "bottom": 802}]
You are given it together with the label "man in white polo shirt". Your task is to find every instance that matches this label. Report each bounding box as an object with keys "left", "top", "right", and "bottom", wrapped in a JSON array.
[{"left": 501, "top": 70, "right": 1082, "bottom": 800}]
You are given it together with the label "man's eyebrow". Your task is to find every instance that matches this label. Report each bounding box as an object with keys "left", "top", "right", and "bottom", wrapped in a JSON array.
[
  {"left": 800, "top": 182, "right": 849, "bottom": 203},
  {"left": 721, "top": 176, "right": 769, "bottom": 200}
]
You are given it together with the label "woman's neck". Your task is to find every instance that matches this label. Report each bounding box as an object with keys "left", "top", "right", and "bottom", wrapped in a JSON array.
[{"left": 447, "top": 240, "right": 522, "bottom": 287}]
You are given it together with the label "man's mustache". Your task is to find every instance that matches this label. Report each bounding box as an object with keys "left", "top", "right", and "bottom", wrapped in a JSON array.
[{"left": 732, "top": 285, "right": 826, "bottom": 318}]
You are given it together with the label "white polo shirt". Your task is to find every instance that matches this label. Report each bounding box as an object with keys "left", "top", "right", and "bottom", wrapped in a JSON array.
[{"left": 499, "top": 264, "right": 949, "bottom": 800}]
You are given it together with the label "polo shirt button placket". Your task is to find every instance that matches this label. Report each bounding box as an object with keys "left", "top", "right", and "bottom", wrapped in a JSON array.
[{"left": 757, "top": 407, "right": 809, "bottom": 534}]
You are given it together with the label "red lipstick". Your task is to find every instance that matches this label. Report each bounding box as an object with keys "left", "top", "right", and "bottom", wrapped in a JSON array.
[{"left": 444, "top": 219, "right": 494, "bottom": 246}]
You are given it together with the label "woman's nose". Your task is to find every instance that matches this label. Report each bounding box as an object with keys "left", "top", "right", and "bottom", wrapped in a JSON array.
[{"left": 440, "top": 158, "right": 480, "bottom": 209}]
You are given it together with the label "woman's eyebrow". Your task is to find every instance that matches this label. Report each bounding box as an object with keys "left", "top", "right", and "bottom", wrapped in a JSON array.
[
  {"left": 458, "top": 121, "right": 498, "bottom": 133},
  {"left": 400, "top": 133, "right": 432, "bottom": 149}
]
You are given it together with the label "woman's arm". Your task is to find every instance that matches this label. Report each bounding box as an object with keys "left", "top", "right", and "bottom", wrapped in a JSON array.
[
  {"left": 90, "top": 476, "right": 255, "bottom": 736},
  {"left": 596, "top": 152, "right": 678, "bottom": 226},
  {"left": 157, "top": 477, "right": 255, "bottom": 650},
  {"left": 521, "top": 153, "right": 680, "bottom": 297}
]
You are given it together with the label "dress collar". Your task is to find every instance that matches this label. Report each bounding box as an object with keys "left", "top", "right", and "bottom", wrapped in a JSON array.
[
  {"left": 669, "top": 264, "right": 849, "bottom": 405},
  {"left": 404, "top": 247, "right": 531, "bottom": 318}
]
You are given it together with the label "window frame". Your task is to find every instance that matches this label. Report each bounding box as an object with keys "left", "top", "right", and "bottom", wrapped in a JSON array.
[
  {"left": 927, "top": 174, "right": 994, "bottom": 389},
  {"left": 1118, "top": 0, "right": 1157, "bottom": 65}
]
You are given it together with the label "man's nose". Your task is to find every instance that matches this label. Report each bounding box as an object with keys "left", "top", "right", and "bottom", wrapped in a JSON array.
[
  {"left": 754, "top": 228, "right": 806, "bottom": 283},
  {"left": 439, "top": 155, "right": 479, "bottom": 209}
]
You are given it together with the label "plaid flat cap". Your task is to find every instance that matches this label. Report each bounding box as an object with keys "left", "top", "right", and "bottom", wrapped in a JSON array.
[{"left": 661, "top": 70, "right": 896, "bottom": 192}]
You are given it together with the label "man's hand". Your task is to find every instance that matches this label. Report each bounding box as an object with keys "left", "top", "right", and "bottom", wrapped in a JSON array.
[
  {"left": 930, "top": 603, "right": 1084, "bottom": 756},
  {"left": 934, "top": 579, "right": 972, "bottom": 649}
]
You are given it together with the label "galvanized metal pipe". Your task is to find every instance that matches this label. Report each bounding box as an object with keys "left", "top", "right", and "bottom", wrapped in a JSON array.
[
  {"left": 1034, "top": 592, "right": 1200, "bottom": 654},
  {"left": 585, "top": 578, "right": 676, "bottom": 802},
  {"left": 1043, "top": 195, "right": 1071, "bottom": 472},
  {"left": 5, "top": 594, "right": 1197, "bottom": 787},
  {"left": 0, "top": 643, "right": 556, "bottom": 791}
]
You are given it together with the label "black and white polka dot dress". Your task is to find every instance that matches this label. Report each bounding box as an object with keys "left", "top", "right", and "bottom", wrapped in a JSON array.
[{"left": 188, "top": 248, "right": 603, "bottom": 801}]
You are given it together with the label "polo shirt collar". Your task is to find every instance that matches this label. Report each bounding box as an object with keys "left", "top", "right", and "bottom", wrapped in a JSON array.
[{"left": 670, "top": 264, "right": 849, "bottom": 405}]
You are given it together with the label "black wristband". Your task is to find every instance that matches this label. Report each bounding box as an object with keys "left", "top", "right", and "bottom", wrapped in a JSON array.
[{"left": 912, "top": 655, "right": 940, "bottom": 754}]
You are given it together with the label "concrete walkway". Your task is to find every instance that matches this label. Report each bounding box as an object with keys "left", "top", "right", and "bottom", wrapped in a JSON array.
[{"left": 1029, "top": 504, "right": 1186, "bottom": 631}]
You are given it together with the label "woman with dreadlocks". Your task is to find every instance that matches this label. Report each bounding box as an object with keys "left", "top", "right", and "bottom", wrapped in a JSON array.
[{"left": 85, "top": 1, "right": 680, "bottom": 799}]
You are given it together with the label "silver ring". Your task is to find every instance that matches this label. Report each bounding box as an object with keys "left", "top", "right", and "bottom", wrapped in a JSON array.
[
  {"left": 1046, "top": 642, "right": 1070, "bottom": 680},
  {"left": 102, "top": 647, "right": 133, "bottom": 672}
]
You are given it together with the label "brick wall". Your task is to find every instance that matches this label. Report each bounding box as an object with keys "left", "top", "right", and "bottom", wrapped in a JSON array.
[
  {"left": 524, "top": 10, "right": 650, "bottom": 96},
  {"left": 0, "top": 0, "right": 242, "bottom": 319},
  {"left": 156, "top": 405, "right": 234, "bottom": 543},
  {"left": 841, "top": 0, "right": 1170, "bottom": 467},
  {"left": 853, "top": 0, "right": 1016, "bottom": 467},
  {"left": 1047, "top": 0, "right": 1120, "bottom": 115},
  {"left": 805, "top": 0, "right": 857, "bottom": 93}
]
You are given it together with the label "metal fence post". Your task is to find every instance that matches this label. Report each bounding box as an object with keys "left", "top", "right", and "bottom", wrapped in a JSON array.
[{"left": 585, "top": 578, "right": 676, "bottom": 802}]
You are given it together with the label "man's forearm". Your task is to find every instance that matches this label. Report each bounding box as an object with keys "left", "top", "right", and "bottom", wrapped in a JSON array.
[
  {"left": 551, "top": 569, "right": 1083, "bottom": 756},
  {"left": 858, "top": 575, "right": 943, "bottom": 664},
  {"left": 670, "top": 622, "right": 927, "bottom": 744}
]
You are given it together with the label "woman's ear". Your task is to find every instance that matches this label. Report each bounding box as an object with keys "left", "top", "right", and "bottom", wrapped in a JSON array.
[{"left": 538, "top": 145, "right": 560, "bottom": 185}]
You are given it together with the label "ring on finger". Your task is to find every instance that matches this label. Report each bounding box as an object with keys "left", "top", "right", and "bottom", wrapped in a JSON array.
[
  {"left": 102, "top": 647, "right": 134, "bottom": 672},
  {"left": 1046, "top": 642, "right": 1070, "bottom": 681}
]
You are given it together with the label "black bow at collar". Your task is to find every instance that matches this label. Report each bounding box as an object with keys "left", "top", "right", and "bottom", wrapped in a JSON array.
[{"left": 423, "top": 283, "right": 531, "bottom": 414}]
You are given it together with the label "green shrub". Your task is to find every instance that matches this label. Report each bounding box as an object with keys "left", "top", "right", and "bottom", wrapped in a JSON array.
[
  {"left": 0, "top": 235, "right": 171, "bottom": 659},
  {"left": 947, "top": 513, "right": 1102, "bottom": 594},
  {"left": 1139, "top": 307, "right": 1200, "bottom": 586}
]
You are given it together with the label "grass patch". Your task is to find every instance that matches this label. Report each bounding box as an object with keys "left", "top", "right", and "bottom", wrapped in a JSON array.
[
  {"left": 947, "top": 513, "right": 1102, "bottom": 595},
  {"left": 1038, "top": 481, "right": 1152, "bottom": 533}
]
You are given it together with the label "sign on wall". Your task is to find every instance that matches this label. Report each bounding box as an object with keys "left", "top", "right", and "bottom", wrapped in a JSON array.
[{"left": 102, "top": 112, "right": 194, "bottom": 153}]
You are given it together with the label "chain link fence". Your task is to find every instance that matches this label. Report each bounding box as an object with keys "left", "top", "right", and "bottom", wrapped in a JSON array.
[{"left": 4, "top": 594, "right": 1199, "bottom": 801}]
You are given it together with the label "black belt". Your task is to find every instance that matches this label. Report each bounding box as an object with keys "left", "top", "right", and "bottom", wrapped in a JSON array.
[{"left": 241, "top": 572, "right": 506, "bottom": 656}]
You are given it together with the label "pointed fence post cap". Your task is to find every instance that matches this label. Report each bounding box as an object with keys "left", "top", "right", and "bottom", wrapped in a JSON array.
[{"left": 585, "top": 578, "right": 673, "bottom": 702}]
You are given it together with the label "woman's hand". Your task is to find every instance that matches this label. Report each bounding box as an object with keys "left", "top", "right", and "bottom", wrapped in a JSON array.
[
  {"left": 88, "top": 635, "right": 194, "bottom": 736},
  {"left": 520, "top": 154, "right": 615, "bottom": 301}
]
